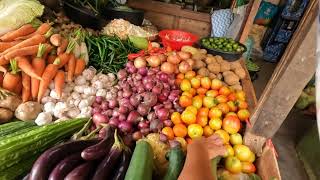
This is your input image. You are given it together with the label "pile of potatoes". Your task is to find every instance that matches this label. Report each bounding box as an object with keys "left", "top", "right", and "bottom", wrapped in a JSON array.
[
  {"left": 181, "top": 46, "right": 246, "bottom": 90},
  {"left": 0, "top": 88, "right": 22, "bottom": 123}
]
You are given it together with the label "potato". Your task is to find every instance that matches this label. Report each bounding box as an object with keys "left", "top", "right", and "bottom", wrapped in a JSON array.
[
  {"left": 199, "top": 49, "right": 207, "bottom": 54},
  {"left": 220, "top": 61, "right": 231, "bottom": 72},
  {"left": 224, "top": 71, "right": 240, "bottom": 86},
  {"left": 15, "top": 101, "right": 42, "bottom": 121},
  {"left": 193, "top": 60, "right": 206, "bottom": 70},
  {"left": 217, "top": 73, "right": 223, "bottom": 80},
  {"left": 209, "top": 73, "right": 217, "bottom": 79},
  {"left": 207, "top": 62, "right": 220, "bottom": 74},
  {"left": 230, "top": 84, "right": 243, "bottom": 91},
  {"left": 181, "top": 45, "right": 199, "bottom": 55},
  {"left": 215, "top": 55, "right": 224, "bottom": 63},
  {"left": 223, "top": 71, "right": 234, "bottom": 76},
  {"left": 0, "top": 108, "right": 13, "bottom": 124},
  {"left": 205, "top": 56, "right": 217, "bottom": 64},
  {"left": 197, "top": 68, "right": 210, "bottom": 77},
  {"left": 0, "top": 95, "right": 22, "bottom": 111},
  {"left": 230, "top": 61, "right": 242, "bottom": 70},
  {"left": 234, "top": 68, "right": 246, "bottom": 79},
  {"left": 192, "top": 53, "right": 207, "bottom": 61},
  {"left": 207, "top": 54, "right": 213, "bottom": 57}
]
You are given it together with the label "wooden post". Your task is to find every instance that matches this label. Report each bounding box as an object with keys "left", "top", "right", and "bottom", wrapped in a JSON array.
[{"left": 244, "top": 0, "right": 318, "bottom": 154}]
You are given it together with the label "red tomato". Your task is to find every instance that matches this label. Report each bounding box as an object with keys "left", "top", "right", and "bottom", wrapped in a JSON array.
[{"left": 222, "top": 116, "right": 241, "bottom": 134}]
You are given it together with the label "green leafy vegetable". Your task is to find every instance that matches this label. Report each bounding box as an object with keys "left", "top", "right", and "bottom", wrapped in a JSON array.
[{"left": 0, "top": 0, "right": 44, "bottom": 36}]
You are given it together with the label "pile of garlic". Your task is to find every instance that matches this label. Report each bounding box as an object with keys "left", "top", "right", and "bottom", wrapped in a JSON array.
[{"left": 35, "top": 67, "right": 118, "bottom": 126}]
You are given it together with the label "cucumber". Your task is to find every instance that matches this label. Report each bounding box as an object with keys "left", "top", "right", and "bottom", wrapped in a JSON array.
[
  {"left": 0, "top": 121, "right": 35, "bottom": 137},
  {"left": 0, "top": 118, "right": 87, "bottom": 172},
  {"left": 163, "top": 147, "right": 185, "bottom": 180},
  {"left": 124, "top": 140, "right": 153, "bottom": 180}
]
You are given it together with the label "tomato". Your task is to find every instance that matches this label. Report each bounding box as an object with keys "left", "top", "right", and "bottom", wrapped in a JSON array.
[
  {"left": 211, "top": 79, "right": 223, "bottom": 90},
  {"left": 196, "top": 74, "right": 203, "bottom": 79},
  {"left": 192, "top": 96, "right": 203, "bottom": 109},
  {"left": 186, "top": 137, "right": 193, "bottom": 144},
  {"left": 190, "top": 77, "right": 201, "bottom": 89},
  {"left": 179, "top": 95, "right": 192, "bottom": 107},
  {"left": 188, "top": 124, "right": 203, "bottom": 139},
  {"left": 198, "top": 107, "right": 209, "bottom": 117},
  {"left": 236, "top": 90, "right": 246, "bottom": 101},
  {"left": 203, "top": 96, "right": 216, "bottom": 108},
  {"left": 185, "top": 71, "right": 196, "bottom": 79},
  {"left": 216, "top": 95, "right": 228, "bottom": 103},
  {"left": 182, "top": 91, "right": 193, "bottom": 98},
  {"left": 188, "top": 88, "right": 197, "bottom": 96},
  {"left": 217, "top": 103, "right": 230, "bottom": 114},
  {"left": 196, "top": 115, "right": 208, "bottom": 127},
  {"left": 206, "top": 90, "right": 219, "bottom": 98},
  {"left": 180, "top": 79, "right": 191, "bottom": 91},
  {"left": 219, "top": 86, "right": 231, "bottom": 96},
  {"left": 233, "top": 144, "right": 252, "bottom": 162},
  {"left": 181, "top": 110, "right": 197, "bottom": 125},
  {"left": 203, "top": 125, "right": 214, "bottom": 137},
  {"left": 175, "top": 78, "right": 183, "bottom": 85},
  {"left": 201, "top": 77, "right": 211, "bottom": 89},
  {"left": 225, "top": 112, "right": 238, "bottom": 118},
  {"left": 185, "top": 106, "right": 198, "bottom": 114},
  {"left": 173, "top": 124, "right": 188, "bottom": 138},
  {"left": 175, "top": 137, "right": 187, "bottom": 151},
  {"left": 248, "top": 151, "right": 255, "bottom": 163},
  {"left": 214, "top": 129, "right": 230, "bottom": 144},
  {"left": 209, "top": 107, "right": 222, "bottom": 119},
  {"left": 222, "top": 116, "right": 241, "bottom": 134},
  {"left": 230, "top": 133, "right": 243, "bottom": 145},
  {"left": 197, "top": 87, "right": 208, "bottom": 95},
  {"left": 171, "top": 112, "right": 182, "bottom": 125},
  {"left": 227, "top": 101, "right": 238, "bottom": 112},
  {"left": 241, "top": 162, "right": 256, "bottom": 173},
  {"left": 225, "top": 156, "right": 242, "bottom": 174},
  {"left": 176, "top": 73, "right": 185, "bottom": 80},
  {"left": 209, "top": 118, "right": 222, "bottom": 130},
  {"left": 224, "top": 144, "right": 235, "bottom": 157},
  {"left": 228, "top": 93, "right": 237, "bottom": 101},
  {"left": 236, "top": 100, "right": 248, "bottom": 109},
  {"left": 162, "top": 127, "right": 174, "bottom": 140},
  {"left": 237, "top": 109, "right": 250, "bottom": 121}
]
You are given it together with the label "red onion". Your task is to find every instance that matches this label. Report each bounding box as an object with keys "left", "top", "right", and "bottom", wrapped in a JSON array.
[
  {"left": 144, "top": 82, "right": 153, "bottom": 91},
  {"left": 132, "top": 131, "right": 143, "bottom": 141},
  {"left": 109, "top": 118, "right": 119, "bottom": 128},
  {"left": 156, "top": 108, "right": 169, "bottom": 120},
  {"left": 142, "top": 76, "right": 152, "bottom": 84},
  {"left": 95, "top": 96, "right": 103, "bottom": 104},
  {"left": 137, "top": 104, "right": 150, "bottom": 116},
  {"left": 159, "top": 73, "right": 169, "bottom": 82},
  {"left": 102, "top": 109, "right": 113, "bottom": 117},
  {"left": 169, "top": 140, "right": 182, "bottom": 148},
  {"left": 127, "top": 111, "right": 141, "bottom": 124},
  {"left": 153, "top": 104, "right": 164, "bottom": 111},
  {"left": 150, "top": 119, "right": 162, "bottom": 133},
  {"left": 159, "top": 133, "right": 168, "bottom": 143},
  {"left": 101, "top": 101, "right": 109, "bottom": 110},
  {"left": 119, "top": 114, "right": 127, "bottom": 121},
  {"left": 138, "top": 121, "right": 149, "bottom": 129},
  {"left": 130, "top": 95, "right": 141, "bottom": 107},
  {"left": 164, "top": 119, "right": 173, "bottom": 127},
  {"left": 163, "top": 101, "right": 173, "bottom": 109},
  {"left": 152, "top": 85, "right": 162, "bottom": 95},
  {"left": 126, "top": 61, "right": 134, "bottom": 68},
  {"left": 108, "top": 100, "right": 118, "bottom": 109},
  {"left": 147, "top": 70, "right": 156, "bottom": 76},
  {"left": 133, "top": 73, "right": 142, "bottom": 80},
  {"left": 147, "top": 112, "right": 156, "bottom": 121},
  {"left": 152, "top": 67, "right": 160, "bottom": 72},
  {"left": 168, "top": 78, "right": 175, "bottom": 86},
  {"left": 93, "top": 113, "right": 109, "bottom": 126},
  {"left": 117, "top": 69, "right": 127, "bottom": 80},
  {"left": 112, "top": 108, "right": 120, "bottom": 118},
  {"left": 119, "top": 98, "right": 130, "bottom": 107},
  {"left": 138, "top": 67, "right": 148, "bottom": 76},
  {"left": 162, "top": 90, "right": 170, "bottom": 97},
  {"left": 119, "top": 106, "right": 128, "bottom": 114},
  {"left": 142, "top": 92, "right": 157, "bottom": 106},
  {"left": 125, "top": 104, "right": 134, "bottom": 111},
  {"left": 140, "top": 128, "right": 150, "bottom": 136},
  {"left": 163, "top": 83, "right": 170, "bottom": 89},
  {"left": 92, "top": 107, "right": 102, "bottom": 114},
  {"left": 123, "top": 90, "right": 132, "bottom": 98},
  {"left": 117, "top": 91, "right": 123, "bottom": 98},
  {"left": 137, "top": 86, "right": 144, "bottom": 93},
  {"left": 92, "top": 102, "right": 100, "bottom": 108},
  {"left": 98, "top": 128, "right": 107, "bottom": 139},
  {"left": 171, "top": 84, "right": 179, "bottom": 90},
  {"left": 127, "top": 66, "right": 137, "bottom": 74},
  {"left": 158, "top": 94, "right": 167, "bottom": 103},
  {"left": 119, "top": 121, "right": 133, "bottom": 133},
  {"left": 168, "top": 90, "right": 180, "bottom": 101}
]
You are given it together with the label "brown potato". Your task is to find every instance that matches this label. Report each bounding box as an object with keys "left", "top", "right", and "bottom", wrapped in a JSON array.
[
  {"left": 217, "top": 73, "right": 223, "bottom": 80},
  {"left": 207, "top": 62, "right": 220, "bottom": 74},
  {"left": 209, "top": 73, "right": 217, "bottom": 79},
  {"left": 197, "top": 68, "right": 210, "bottom": 77},
  {"left": 234, "top": 68, "right": 246, "bottom": 79},
  {"left": 199, "top": 49, "right": 207, "bottom": 54},
  {"left": 230, "top": 84, "right": 243, "bottom": 91},
  {"left": 15, "top": 101, "right": 42, "bottom": 121},
  {"left": 230, "top": 61, "right": 242, "bottom": 70},
  {"left": 222, "top": 71, "right": 234, "bottom": 76},
  {"left": 215, "top": 55, "right": 224, "bottom": 63},
  {"left": 220, "top": 61, "right": 231, "bottom": 72},
  {"left": 192, "top": 53, "right": 207, "bottom": 61},
  {"left": 193, "top": 59, "right": 206, "bottom": 70},
  {"left": 224, "top": 71, "right": 240, "bottom": 85},
  {"left": 0, "top": 108, "right": 13, "bottom": 124},
  {"left": 205, "top": 56, "right": 217, "bottom": 64},
  {"left": 0, "top": 95, "right": 22, "bottom": 111}
]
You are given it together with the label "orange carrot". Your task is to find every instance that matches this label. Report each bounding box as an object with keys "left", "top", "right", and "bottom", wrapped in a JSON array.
[
  {"left": 0, "top": 41, "right": 22, "bottom": 53},
  {"left": 31, "top": 44, "right": 47, "bottom": 100},
  {"left": 1, "top": 34, "right": 46, "bottom": 55},
  {"left": 54, "top": 70, "right": 65, "bottom": 98},
  {"left": 15, "top": 23, "right": 52, "bottom": 40},
  {"left": 43, "top": 45, "right": 53, "bottom": 60},
  {"left": 2, "top": 60, "right": 21, "bottom": 92},
  {"left": 37, "top": 58, "right": 60, "bottom": 102},
  {"left": 74, "top": 56, "right": 86, "bottom": 76},
  {"left": 0, "top": 72, "right": 3, "bottom": 85},
  {"left": 4, "top": 45, "right": 39, "bottom": 60},
  {"left": 13, "top": 80, "right": 23, "bottom": 94},
  {"left": 0, "top": 24, "right": 36, "bottom": 42},
  {"left": 48, "top": 54, "right": 57, "bottom": 64},
  {"left": 67, "top": 54, "right": 76, "bottom": 82},
  {"left": 57, "top": 40, "right": 76, "bottom": 69},
  {"left": 0, "top": 65, "right": 7, "bottom": 75},
  {"left": 21, "top": 72, "right": 31, "bottom": 102},
  {"left": 50, "top": 34, "right": 62, "bottom": 46},
  {"left": 16, "top": 56, "right": 42, "bottom": 80},
  {"left": 57, "top": 38, "right": 69, "bottom": 55},
  {"left": 0, "top": 56, "right": 9, "bottom": 66}
]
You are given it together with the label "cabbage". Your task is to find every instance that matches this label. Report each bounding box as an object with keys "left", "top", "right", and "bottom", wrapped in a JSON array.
[{"left": 0, "top": 0, "right": 44, "bottom": 36}]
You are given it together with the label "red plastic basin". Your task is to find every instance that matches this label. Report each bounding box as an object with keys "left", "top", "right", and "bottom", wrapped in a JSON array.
[{"left": 159, "top": 30, "right": 198, "bottom": 51}]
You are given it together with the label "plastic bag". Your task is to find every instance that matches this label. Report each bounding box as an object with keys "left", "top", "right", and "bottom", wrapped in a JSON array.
[
  {"left": 254, "top": 0, "right": 279, "bottom": 26},
  {"left": 211, "top": 9, "right": 234, "bottom": 37}
]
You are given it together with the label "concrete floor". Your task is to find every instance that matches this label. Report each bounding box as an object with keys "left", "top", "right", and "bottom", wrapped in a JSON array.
[{"left": 250, "top": 56, "right": 315, "bottom": 180}]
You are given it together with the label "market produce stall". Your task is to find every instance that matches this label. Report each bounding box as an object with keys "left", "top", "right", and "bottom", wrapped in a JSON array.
[{"left": 0, "top": 0, "right": 297, "bottom": 179}]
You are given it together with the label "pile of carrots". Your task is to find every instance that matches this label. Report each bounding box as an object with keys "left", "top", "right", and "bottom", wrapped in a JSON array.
[{"left": 0, "top": 22, "right": 87, "bottom": 103}]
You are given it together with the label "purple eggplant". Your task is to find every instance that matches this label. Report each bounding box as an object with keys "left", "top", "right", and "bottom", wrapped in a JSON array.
[
  {"left": 92, "top": 130, "right": 123, "bottom": 180},
  {"left": 65, "top": 161, "right": 96, "bottom": 180},
  {"left": 48, "top": 152, "right": 83, "bottom": 180},
  {"left": 81, "top": 126, "right": 115, "bottom": 160},
  {"left": 112, "top": 150, "right": 131, "bottom": 180},
  {"left": 29, "top": 140, "right": 98, "bottom": 180}
]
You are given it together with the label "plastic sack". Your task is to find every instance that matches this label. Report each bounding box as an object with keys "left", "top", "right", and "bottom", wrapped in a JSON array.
[
  {"left": 211, "top": 9, "right": 234, "bottom": 37},
  {"left": 225, "top": 4, "right": 249, "bottom": 39},
  {"left": 254, "top": 0, "right": 279, "bottom": 26}
]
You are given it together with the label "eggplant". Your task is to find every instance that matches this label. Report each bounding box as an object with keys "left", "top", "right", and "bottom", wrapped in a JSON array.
[
  {"left": 92, "top": 131, "right": 123, "bottom": 180},
  {"left": 65, "top": 161, "right": 96, "bottom": 180},
  {"left": 112, "top": 150, "right": 131, "bottom": 180},
  {"left": 29, "top": 140, "right": 98, "bottom": 180},
  {"left": 48, "top": 152, "right": 84, "bottom": 180},
  {"left": 81, "top": 126, "right": 115, "bottom": 160}
]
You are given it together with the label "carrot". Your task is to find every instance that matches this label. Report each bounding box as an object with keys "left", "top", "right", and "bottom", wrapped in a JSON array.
[
  {"left": 54, "top": 70, "right": 65, "bottom": 98},
  {"left": 0, "top": 41, "right": 22, "bottom": 53},
  {"left": 21, "top": 72, "right": 31, "bottom": 102},
  {"left": 67, "top": 54, "right": 76, "bottom": 82},
  {"left": 74, "top": 55, "right": 86, "bottom": 76},
  {"left": 15, "top": 23, "right": 52, "bottom": 40},
  {"left": 13, "top": 80, "right": 23, "bottom": 94},
  {"left": 31, "top": 44, "right": 47, "bottom": 100},
  {"left": 0, "top": 72, "right": 3, "bottom": 85},
  {"left": 37, "top": 58, "right": 60, "bottom": 102},
  {"left": 16, "top": 56, "right": 42, "bottom": 81},
  {"left": 50, "top": 34, "right": 62, "bottom": 46},
  {"left": 57, "top": 38, "right": 69, "bottom": 55},
  {"left": 0, "top": 65, "right": 7, "bottom": 75},
  {"left": 2, "top": 60, "right": 21, "bottom": 92},
  {"left": 0, "top": 34, "right": 46, "bottom": 55},
  {"left": 0, "top": 24, "right": 36, "bottom": 42},
  {"left": 57, "top": 40, "right": 76, "bottom": 68},
  {"left": 0, "top": 56, "right": 9, "bottom": 66},
  {"left": 4, "top": 45, "right": 39, "bottom": 60},
  {"left": 43, "top": 45, "right": 53, "bottom": 60}
]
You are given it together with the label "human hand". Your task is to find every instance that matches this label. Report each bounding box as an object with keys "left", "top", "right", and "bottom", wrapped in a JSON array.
[{"left": 192, "top": 134, "right": 226, "bottom": 159}]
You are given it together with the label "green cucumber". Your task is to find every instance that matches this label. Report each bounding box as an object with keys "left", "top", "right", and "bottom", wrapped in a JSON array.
[
  {"left": 163, "top": 147, "right": 185, "bottom": 180},
  {"left": 0, "top": 121, "right": 35, "bottom": 137},
  {"left": 124, "top": 140, "right": 154, "bottom": 180}
]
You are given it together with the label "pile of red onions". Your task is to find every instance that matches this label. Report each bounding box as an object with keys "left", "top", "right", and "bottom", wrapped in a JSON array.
[{"left": 92, "top": 61, "right": 182, "bottom": 141}]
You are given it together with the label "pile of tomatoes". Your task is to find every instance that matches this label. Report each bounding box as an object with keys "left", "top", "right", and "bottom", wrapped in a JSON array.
[{"left": 161, "top": 71, "right": 256, "bottom": 174}]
